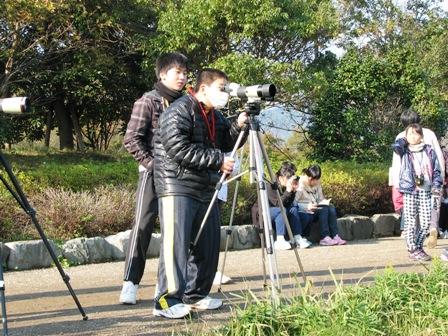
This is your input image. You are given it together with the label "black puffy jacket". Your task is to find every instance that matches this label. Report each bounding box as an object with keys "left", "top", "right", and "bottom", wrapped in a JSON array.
[{"left": 154, "top": 94, "right": 246, "bottom": 201}]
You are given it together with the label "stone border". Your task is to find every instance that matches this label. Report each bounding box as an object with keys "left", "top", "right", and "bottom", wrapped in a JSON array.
[{"left": 2, "top": 213, "right": 400, "bottom": 271}]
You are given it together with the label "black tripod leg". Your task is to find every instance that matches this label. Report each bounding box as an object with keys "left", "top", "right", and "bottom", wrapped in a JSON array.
[
  {"left": 0, "top": 154, "right": 88, "bottom": 321},
  {"left": 0, "top": 249, "right": 8, "bottom": 336}
]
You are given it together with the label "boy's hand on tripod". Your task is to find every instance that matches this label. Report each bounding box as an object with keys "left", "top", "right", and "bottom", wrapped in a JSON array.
[
  {"left": 220, "top": 157, "right": 235, "bottom": 175},
  {"left": 237, "top": 112, "right": 248, "bottom": 128}
]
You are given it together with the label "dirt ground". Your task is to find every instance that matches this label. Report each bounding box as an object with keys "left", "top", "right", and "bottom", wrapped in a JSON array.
[{"left": 2, "top": 236, "right": 447, "bottom": 336}]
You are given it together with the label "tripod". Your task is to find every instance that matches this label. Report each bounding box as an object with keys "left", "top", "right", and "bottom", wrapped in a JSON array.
[
  {"left": 0, "top": 247, "right": 7, "bottom": 336},
  {"left": 0, "top": 151, "right": 88, "bottom": 336},
  {"left": 192, "top": 103, "right": 307, "bottom": 304}
]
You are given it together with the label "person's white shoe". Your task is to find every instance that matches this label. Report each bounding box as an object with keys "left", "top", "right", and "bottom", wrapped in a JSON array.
[
  {"left": 294, "top": 235, "right": 312, "bottom": 249},
  {"left": 274, "top": 236, "right": 292, "bottom": 250},
  {"left": 119, "top": 281, "right": 138, "bottom": 305},
  {"left": 188, "top": 296, "right": 223, "bottom": 310},
  {"left": 443, "top": 230, "right": 448, "bottom": 239},
  {"left": 213, "top": 271, "right": 232, "bottom": 285},
  {"left": 153, "top": 303, "right": 191, "bottom": 318}
]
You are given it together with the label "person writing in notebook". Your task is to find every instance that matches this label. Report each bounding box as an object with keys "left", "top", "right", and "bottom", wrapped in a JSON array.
[{"left": 295, "top": 164, "right": 346, "bottom": 246}]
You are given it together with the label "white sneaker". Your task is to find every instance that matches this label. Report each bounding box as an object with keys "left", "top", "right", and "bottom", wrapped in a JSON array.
[
  {"left": 153, "top": 303, "right": 191, "bottom": 319},
  {"left": 188, "top": 296, "right": 223, "bottom": 310},
  {"left": 294, "top": 235, "right": 312, "bottom": 249},
  {"left": 444, "top": 230, "right": 448, "bottom": 239},
  {"left": 119, "top": 281, "right": 138, "bottom": 305},
  {"left": 213, "top": 271, "right": 232, "bottom": 285},
  {"left": 274, "top": 237, "right": 291, "bottom": 250}
]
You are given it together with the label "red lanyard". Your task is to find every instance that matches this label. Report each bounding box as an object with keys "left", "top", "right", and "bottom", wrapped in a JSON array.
[{"left": 189, "top": 90, "right": 216, "bottom": 144}]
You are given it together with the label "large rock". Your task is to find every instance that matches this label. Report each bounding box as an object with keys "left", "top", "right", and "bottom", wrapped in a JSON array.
[
  {"left": 105, "top": 230, "right": 131, "bottom": 260},
  {"left": 62, "top": 237, "right": 114, "bottom": 265},
  {"left": 372, "top": 213, "right": 400, "bottom": 237},
  {"left": 232, "top": 225, "right": 260, "bottom": 250},
  {"left": 393, "top": 214, "right": 403, "bottom": 235},
  {"left": 337, "top": 217, "right": 354, "bottom": 241},
  {"left": 146, "top": 233, "right": 161, "bottom": 257},
  {"left": 0, "top": 243, "right": 10, "bottom": 268},
  {"left": 62, "top": 238, "right": 89, "bottom": 265},
  {"left": 338, "top": 215, "right": 374, "bottom": 241},
  {"left": 85, "top": 237, "right": 114, "bottom": 263},
  {"left": 5, "top": 240, "right": 61, "bottom": 270},
  {"left": 220, "top": 226, "right": 235, "bottom": 251}
]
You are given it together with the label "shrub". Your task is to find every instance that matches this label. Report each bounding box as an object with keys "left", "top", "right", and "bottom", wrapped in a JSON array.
[
  {"left": 32, "top": 185, "right": 136, "bottom": 240},
  {"left": 0, "top": 196, "right": 34, "bottom": 241},
  {"left": 0, "top": 185, "right": 137, "bottom": 241}
]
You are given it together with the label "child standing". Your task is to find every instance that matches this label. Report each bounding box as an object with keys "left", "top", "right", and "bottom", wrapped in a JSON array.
[{"left": 393, "top": 123, "right": 443, "bottom": 261}]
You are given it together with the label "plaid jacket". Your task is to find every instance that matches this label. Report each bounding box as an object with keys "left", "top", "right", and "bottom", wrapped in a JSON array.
[{"left": 123, "top": 90, "right": 168, "bottom": 171}]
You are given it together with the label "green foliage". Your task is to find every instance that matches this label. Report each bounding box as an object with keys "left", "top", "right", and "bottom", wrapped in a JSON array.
[
  {"left": 1, "top": 0, "right": 153, "bottom": 148},
  {"left": 56, "top": 255, "right": 72, "bottom": 268},
  {"left": 156, "top": 0, "right": 339, "bottom": 67},
  {"left": 155, "top": 0, "right": 340, "bottom": 119},
  {"left": 208, "top": 261, "right": 448, "bottom": 336},
  {"left": 1, "top": 151, "right": 137, "bottom": 192},
  {"left": 308, "top": 45, "right": 446, "bottom": 162}
]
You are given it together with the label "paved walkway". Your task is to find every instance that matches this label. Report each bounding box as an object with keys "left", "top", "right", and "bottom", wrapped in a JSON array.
[{"left": 2, "top": 237, "right": 448, "bottom": 336}]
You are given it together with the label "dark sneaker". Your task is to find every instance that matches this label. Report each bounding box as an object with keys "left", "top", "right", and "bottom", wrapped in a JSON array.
[{"left": 409, "top": 249, "right": 431, "bottom": 261}]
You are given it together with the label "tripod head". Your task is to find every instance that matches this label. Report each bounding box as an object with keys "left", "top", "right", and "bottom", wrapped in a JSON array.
[{"left": 244, "top": 101, "right": 263, "bottom": 116}]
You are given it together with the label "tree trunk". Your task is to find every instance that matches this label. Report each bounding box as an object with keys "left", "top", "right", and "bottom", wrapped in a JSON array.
[
  {"left": 44, "top": 107, "right": 54, "bottom": 148},
  {"left": 1, "top": 23, "right": 19, "bottom": 97},
  {"left": 68, "top": 102, "right": 85, "bottom": 151},
  {"left": 314, "top": 39, "right": 320, "bottom": 60},
  {"left": 54, "top": 99, "right": 74, "bottom": 150}
]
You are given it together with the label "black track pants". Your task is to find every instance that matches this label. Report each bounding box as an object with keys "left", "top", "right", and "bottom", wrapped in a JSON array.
[{"left": 123, "top": 170, "right": 158, "bottom": 284}]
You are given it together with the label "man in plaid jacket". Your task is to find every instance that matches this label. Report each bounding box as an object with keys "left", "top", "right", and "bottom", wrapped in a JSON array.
[{"left": 119, "top": 52, "right": 188, "bottom": 305}]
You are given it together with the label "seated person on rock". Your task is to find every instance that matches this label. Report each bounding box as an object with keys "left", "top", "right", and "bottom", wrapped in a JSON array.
[
  {"left": 295, "top": 164, "right": 346, "bottom": 246},
  {"left": 252, "top": 161, "right": 312, "bottom": 250}
]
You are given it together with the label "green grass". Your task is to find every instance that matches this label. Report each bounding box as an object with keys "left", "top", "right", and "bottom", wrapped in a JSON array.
[
  {"left": 1, "top": 149, "right": 138, "bottom": 192},
  {"left": 202, "top": 261, "right": 448, "bottom": 336}
]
